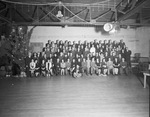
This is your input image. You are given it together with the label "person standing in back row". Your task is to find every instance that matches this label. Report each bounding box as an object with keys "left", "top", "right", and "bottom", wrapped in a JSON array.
[{"left": 125, "top": 47, "right": 132, "bottom": 67}]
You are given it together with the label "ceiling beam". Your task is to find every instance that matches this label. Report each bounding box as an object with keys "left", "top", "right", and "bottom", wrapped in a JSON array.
[
  {"left": 0, "top": 15, "right": 11, "bottom": 23},
  {"left": 14, "top": 21, "right": 105, "bottom": 26},
  {"left": 14, "top": 8, "right": 29, "bottom": 22},
  {"left": 93, "top": 9, "right": 111, "bottom": 20},
  {"left": 110, "top": 12, "right": 115, "bottom": 21},
  {"left": 39, "top": 6, "right": 61, "bottom": 22},
  {"left": 13, "top": 21, "right": 150, "bottom": 27},
  {"left": 84, "top": 9, "right": 89, "bottom": 20},
  {"left": 39, "top": 6, "right": 56, "bottom": 22},
  {"left": 13, "top": 6, "right": 35, "bottom": 21},
  {"left": 111, "top": 8, "right": 125, "bottom": 14},
  {"left": 32, "top": 6, "right": 37, "bottom": 18},
  {"left": 118, "top": 0, "right": 149, "bottom": 21},
  {"left": 66, "top": 7, "right": 88, "bottom": 21},
  {"left": 0, "top": 0, "right": 116, "bottom": 8},
  {"left": 0, "top": 7, "right": 7, "bottom": 14},
  {"left": 62, "top": 4, "right": 88, "bottom": 23}
]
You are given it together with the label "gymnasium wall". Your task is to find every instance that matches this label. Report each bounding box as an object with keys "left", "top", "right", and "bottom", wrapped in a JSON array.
[
  {"left": 135, "top": 27, "right": 150, "bottom": 58},
  {"left": 28, "top": 26, "right": 150, "bottom": 57}
]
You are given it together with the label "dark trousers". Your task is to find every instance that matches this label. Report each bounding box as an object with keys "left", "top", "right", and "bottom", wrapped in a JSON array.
[{"left": 26, "top": 66, "right": 30, "bottom": 77}]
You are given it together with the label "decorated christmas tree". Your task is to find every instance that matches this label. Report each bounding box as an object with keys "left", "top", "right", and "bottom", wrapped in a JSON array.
[{"left": 0, "top": 25, "right": 35, "bottom": 75}]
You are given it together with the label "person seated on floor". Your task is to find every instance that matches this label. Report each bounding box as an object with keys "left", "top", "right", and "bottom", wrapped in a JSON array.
[
  {"left": 46, "top": 59, "right": 53, "bottom": 77},
  {"left": 113, "top": 57, "right": 120, "bottom": 75},
  {"left": 34, "top": 59, "right": 40, "bottom": 77},
  {"left": 29, "top": 59, "right": 36, "bottom": 77},
  {"left": 101, "top": 58, "right": 108, "bottom": 76},
  {"left": 41, "top": 59, "right": 46, "bottom": 77},
  {"left": 120, "top": 58, "right": 128, "bottom": 75},
  {"left": 60, "top": 59, "right": 66, "bottom": 75},
  {"left": 65, "top": 58, "right": 71, "bottom": 75},
  {"left": 107, "top": 58, "right": 114, "bottom": 75},
  {"left": 95, "top": 58, "right": 101, "bottom": 76},
  {"left": 72, "top": 65, "right": 82, "bottom": 78},
  {"left": 90, "top": 57, "right": 96, "bottom": 75}
]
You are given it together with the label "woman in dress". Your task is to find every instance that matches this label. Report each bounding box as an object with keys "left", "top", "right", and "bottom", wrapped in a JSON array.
[{"left": 29, "top": 59, "right": 36, "bottom": 77}]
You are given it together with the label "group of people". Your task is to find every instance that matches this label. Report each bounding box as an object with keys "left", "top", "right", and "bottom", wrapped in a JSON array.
[{"left": 25, "top": 39, "right": 131, "bottom": 78}]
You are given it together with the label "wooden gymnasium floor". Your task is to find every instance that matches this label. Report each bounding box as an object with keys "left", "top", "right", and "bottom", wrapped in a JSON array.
[{"left": 0, "top": 74, "right": 149, "bottom": 117}]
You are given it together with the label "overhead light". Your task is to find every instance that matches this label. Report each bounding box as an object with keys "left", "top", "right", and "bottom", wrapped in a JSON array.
[
  {"left": 56, "top": 1, "right": 63, "bottom": 18},
  {"left": 56, "top": 10, "right": 63, "bottom": 18},
  {"left": 103, "top": 23, "right": 113, "bottom": 32},
  {"left": 103, "top": 22, "right": 120, "bottom": 34}
]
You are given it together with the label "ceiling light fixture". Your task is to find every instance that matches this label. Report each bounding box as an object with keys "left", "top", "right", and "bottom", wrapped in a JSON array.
[
  {"left": 103, "top": 22, "right": 120, "bottom": 34},
  {"left": 56, "top": 10, "right": 63, "bottom": 18},
  {"left": 103, "top": 23, "right": 113, "bottom": 32},
  {"left": 56, "top": 1, "right": 63, "bottom": 18}
]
